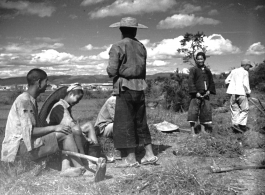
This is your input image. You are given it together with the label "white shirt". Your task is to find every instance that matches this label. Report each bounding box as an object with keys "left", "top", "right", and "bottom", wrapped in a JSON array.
[
  {"left": 1, "top": 92, "right": 43, "bottom": 162},
  {"left": 225, "top": 67, "right": 251, "bottom": 95}
]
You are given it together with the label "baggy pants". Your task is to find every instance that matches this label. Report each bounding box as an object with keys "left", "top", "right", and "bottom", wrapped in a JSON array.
[
  {"left": 113, "top": 89, "right": 152, "bottom": 149},
  {"left": 230, "top": 94, "right": 249, "bottom": 126}
]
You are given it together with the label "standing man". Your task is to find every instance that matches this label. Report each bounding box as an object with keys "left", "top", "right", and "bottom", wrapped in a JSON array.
[
  {"left": 225, "top": 59, "right": 253, "bottom": 132},
  {"left": 107, "top": 17, "right": 158, "bottom": 167},
  {"left": 1, "top": 68, "right": 88, "bottom": 177}
]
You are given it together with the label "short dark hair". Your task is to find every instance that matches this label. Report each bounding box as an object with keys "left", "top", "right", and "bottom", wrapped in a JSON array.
[
  {"left": 195, "top": 52, "right": 206, "bottom": 60},
  {"left": 119, "top": 27, "right": 137, "bottom": 36},
  {"left": 27, "top": 68, "right": 47, "bottom": 86}
]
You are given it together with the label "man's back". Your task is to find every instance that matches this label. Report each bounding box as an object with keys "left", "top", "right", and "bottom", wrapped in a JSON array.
[{"left": 225, "top": 67, "right": 251, "bottom": 95}]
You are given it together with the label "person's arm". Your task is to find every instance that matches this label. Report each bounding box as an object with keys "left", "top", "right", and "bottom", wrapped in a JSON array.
[
  {"left": 34, "top": 104, "right": 72, "bottom": 138},
  {"left": 188, "top": 68, "right": 199, "bottom": 96},
  {"left": 18, "top": 100, "right": 71, "bottom": 151},
  {"left": 107, "top": 45, "right": 121, "bottom": 78},
  {"left": 207, "top": 69, "right": 216, "bottom": 95},
  {"left": 243, "top": 71, "right": 251, "bottom": 95},
  {"left": 32, "top": 125, "right": 71, "bottom": 138},
  {"left": 106, "top": 98, "right": 116, "bottom": 121}
]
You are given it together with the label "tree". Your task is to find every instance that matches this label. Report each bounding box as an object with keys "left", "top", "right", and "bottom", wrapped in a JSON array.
[{"left": 177, "top": 32, "right": 207, "bottom": 66}]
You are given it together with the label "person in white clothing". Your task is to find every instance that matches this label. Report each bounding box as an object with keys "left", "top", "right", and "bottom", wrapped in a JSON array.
[{"left": 225, "top": 59, "right": 253, "bottom": 132}]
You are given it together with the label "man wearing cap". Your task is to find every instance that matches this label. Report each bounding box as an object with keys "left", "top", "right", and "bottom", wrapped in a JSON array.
[
  {"left": 225, "top": 59, "right": 253, "bottom": 132},
  {"left": 107, "top": 17, "right": 158, "bottom": 167}
]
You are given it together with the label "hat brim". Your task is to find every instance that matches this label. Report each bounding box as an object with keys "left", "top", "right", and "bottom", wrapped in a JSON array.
[{"left": 109, "top": 22, "right": 148, "bottom": 29}]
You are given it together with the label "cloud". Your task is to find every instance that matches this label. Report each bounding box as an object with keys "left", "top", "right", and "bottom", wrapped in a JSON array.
[
  {"left": 255, "top": 5, "right": 265, "bottom": 10},
  {"left": 157, "top": 14, "right": 220, "bottom": 29},
  {"left": 81, "top": 44, "right": 108, "bottom": 51},
  {"left": 204, "top": 34, "right": 241, "bottom": 55},
  {"left": 88, "top": 0, "right": 176, "bottom": 18},
  {"left": 144, "top": 37, "right": 184, "bottom": 60},
  {"left": 88, "top": 46, "right": 111, "bottom": 60},
  {"left": 152, "top": 60, "right": 169, "bottom": 66},
  {"left": 3, "top": 42, "right": 64, "bottom": 53},
  {"left": 30, "top": 49, "right": 88, "bottom": 65},
  {"left": 83, "top": 44, "right": 93, "bottom": 51},
  {"left": 246, "top": 42, "right": 265, "bottom": 55},
  {"left": 0, "top": 1, "right": 56, "bottom": 17},
  {"left": 81, "top": 0, "right": 105, "bottom": 6},
  {"left": 179, "top": 3, "right": 201, "bottom": 14},
  {"left": 69, "top": 14, "right": 78, "bottom": 19},
  {"left": 208, "top": 9, "right": 219, "bottom": 16},
  {"left": 34, "top": 37, "right": 61, "bottom": 43}
]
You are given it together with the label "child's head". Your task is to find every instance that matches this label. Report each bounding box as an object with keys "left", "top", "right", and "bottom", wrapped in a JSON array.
[{"left": 66, "top": 83, "right": 84, "bottom": 106}]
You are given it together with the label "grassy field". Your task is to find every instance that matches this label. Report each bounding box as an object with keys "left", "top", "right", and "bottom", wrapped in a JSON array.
[{"left": 0, "top": 91, "right": 265, "bottom": 194}]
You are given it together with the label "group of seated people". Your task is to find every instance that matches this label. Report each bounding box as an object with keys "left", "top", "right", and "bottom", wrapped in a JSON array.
[{"left": 0, "top": 68, "right": 125, "bottom": 177}]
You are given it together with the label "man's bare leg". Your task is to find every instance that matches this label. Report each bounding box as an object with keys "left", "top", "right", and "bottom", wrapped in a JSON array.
[
  {"left": 141, "top": 144, "right": 158, "bottom": 164},
  {"left": 81, "top": 122, "right": 98, "bottom": 144},
  {"left": 190, "top": 122, "right": 196, "bottom": 136},
  {"left": 200, "top": 124, "right": 207, "bottom": 134}
]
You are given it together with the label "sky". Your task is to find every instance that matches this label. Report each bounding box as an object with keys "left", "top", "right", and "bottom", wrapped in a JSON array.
[{"left": 0, "top": 0, "right": 265, "bottom": 78}]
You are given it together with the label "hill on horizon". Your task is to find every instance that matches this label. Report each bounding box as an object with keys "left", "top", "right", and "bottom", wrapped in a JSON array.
[{"left": 0, "top": 73, "right": 172, "bottom": 86}]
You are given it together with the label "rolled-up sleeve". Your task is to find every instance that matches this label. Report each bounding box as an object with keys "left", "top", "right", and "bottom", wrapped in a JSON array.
[{"left": 107, "top": 45, "right": 121, "bottom": 78}]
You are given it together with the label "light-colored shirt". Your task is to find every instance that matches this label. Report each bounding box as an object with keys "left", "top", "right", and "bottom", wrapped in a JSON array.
[
  {"left": 1, "top": 92, "right": 43, "bottom": 162},
  {"left": 225, "top": 67, "right": 251, "bottom": 95},
  {"left": 46, "top": 99, "right": 76, "bottom": 128},
  {"left": 94, "top": 96, "right": 116, "bottom": 133}
]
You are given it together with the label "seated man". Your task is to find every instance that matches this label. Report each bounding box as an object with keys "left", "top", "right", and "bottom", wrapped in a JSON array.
[
  {"left": 94, "top": 96, "right": 121, "bottom": 160},
  {"left": 1, "top": 69, "right": 87, "bottom": 177},
  {"left": 95, "top": 96, "right": 116, "bottom": 137},
  {"left": 46, "top": 83, "right": 99, "bottom": 169}
]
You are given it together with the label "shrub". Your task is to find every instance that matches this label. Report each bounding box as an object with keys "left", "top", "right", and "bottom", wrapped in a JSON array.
[{"left": 2, "top": 90, "right": 23, "bottom": 105}]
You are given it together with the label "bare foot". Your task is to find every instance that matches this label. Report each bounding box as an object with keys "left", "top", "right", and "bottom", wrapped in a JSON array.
[{"left": 60, "top": 167, "right": 84, "bottom": 177}]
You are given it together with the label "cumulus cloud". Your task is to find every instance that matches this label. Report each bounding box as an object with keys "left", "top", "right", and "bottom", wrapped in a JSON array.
[
  {"left": 69, "top": 14, "right": 78, "bottom": 19},
  {"left": 144, "top": 37, "right": 184, "bottom": 60},
  {"left": 83, "top": 44, "right": 93, "bottom": 50},
  {"left": 208, "top": 9, "right": 219, "bottom": 16},
  {"left": 0, "top": 1, "right": 56, "bottom": 17},
  {"left": 81, "top": 44, "right": 108, "bottom": 51},
  {"left": 246, "top": 42, "right": 265, "bottom": 55},
  {"left": 30, "top": 49, "right": 88, "bottom": 65},
  {"left": 3, "top": 42, "right": 64, "bottom": 53},
  {"left": 88, "top": 0, "right": 176, "bottom": 18},
  {"left": 204, "top": 34, "right": 241, "bottom": 55},
  {"left": 157, "top": 14, "right": 220, "bottom": 29},
  {"left": 255, "top": 5, "right": 264, "bottom": 10},
  {"left": 152, "top": 60, "right": 169, "bottom": 66},
  {"left": 81, "top": 0, "right": 105, "bottom": 6}
]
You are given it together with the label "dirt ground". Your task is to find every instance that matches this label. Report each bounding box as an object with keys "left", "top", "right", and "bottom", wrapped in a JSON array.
[{"left": 98, "top": 132, "right": 265, "bottom": 195}]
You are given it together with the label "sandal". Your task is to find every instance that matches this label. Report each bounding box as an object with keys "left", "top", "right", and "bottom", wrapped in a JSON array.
[
  {"left": 114, "top": 159, "right": 140, "bottom": 168},
  {"left": 141, "top": 156, "right": 158, "bottom": 165}
]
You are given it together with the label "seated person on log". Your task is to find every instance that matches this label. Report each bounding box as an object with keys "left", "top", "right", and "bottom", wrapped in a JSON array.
[
  {"left": 46, "top": 83, "right": 99, "bottom": 168},
  {"left": 94, "top": 95, "right": 121, "bottom": 161},
  {"left": 1, "top": 68, "right": 89, "bottom": 177}
]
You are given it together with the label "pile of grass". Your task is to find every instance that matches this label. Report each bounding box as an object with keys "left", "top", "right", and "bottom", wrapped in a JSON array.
[
  {"left": 175, "top": 130, "right": 244, "bottom": 158},
  {"left": 110, "top": 163, "right": 234, "bottom": 195}
]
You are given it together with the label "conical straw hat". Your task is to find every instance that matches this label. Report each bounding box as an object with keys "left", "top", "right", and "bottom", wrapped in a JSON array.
[{"left": 39, "top": 86, "right": 67, "bottom": 127}]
